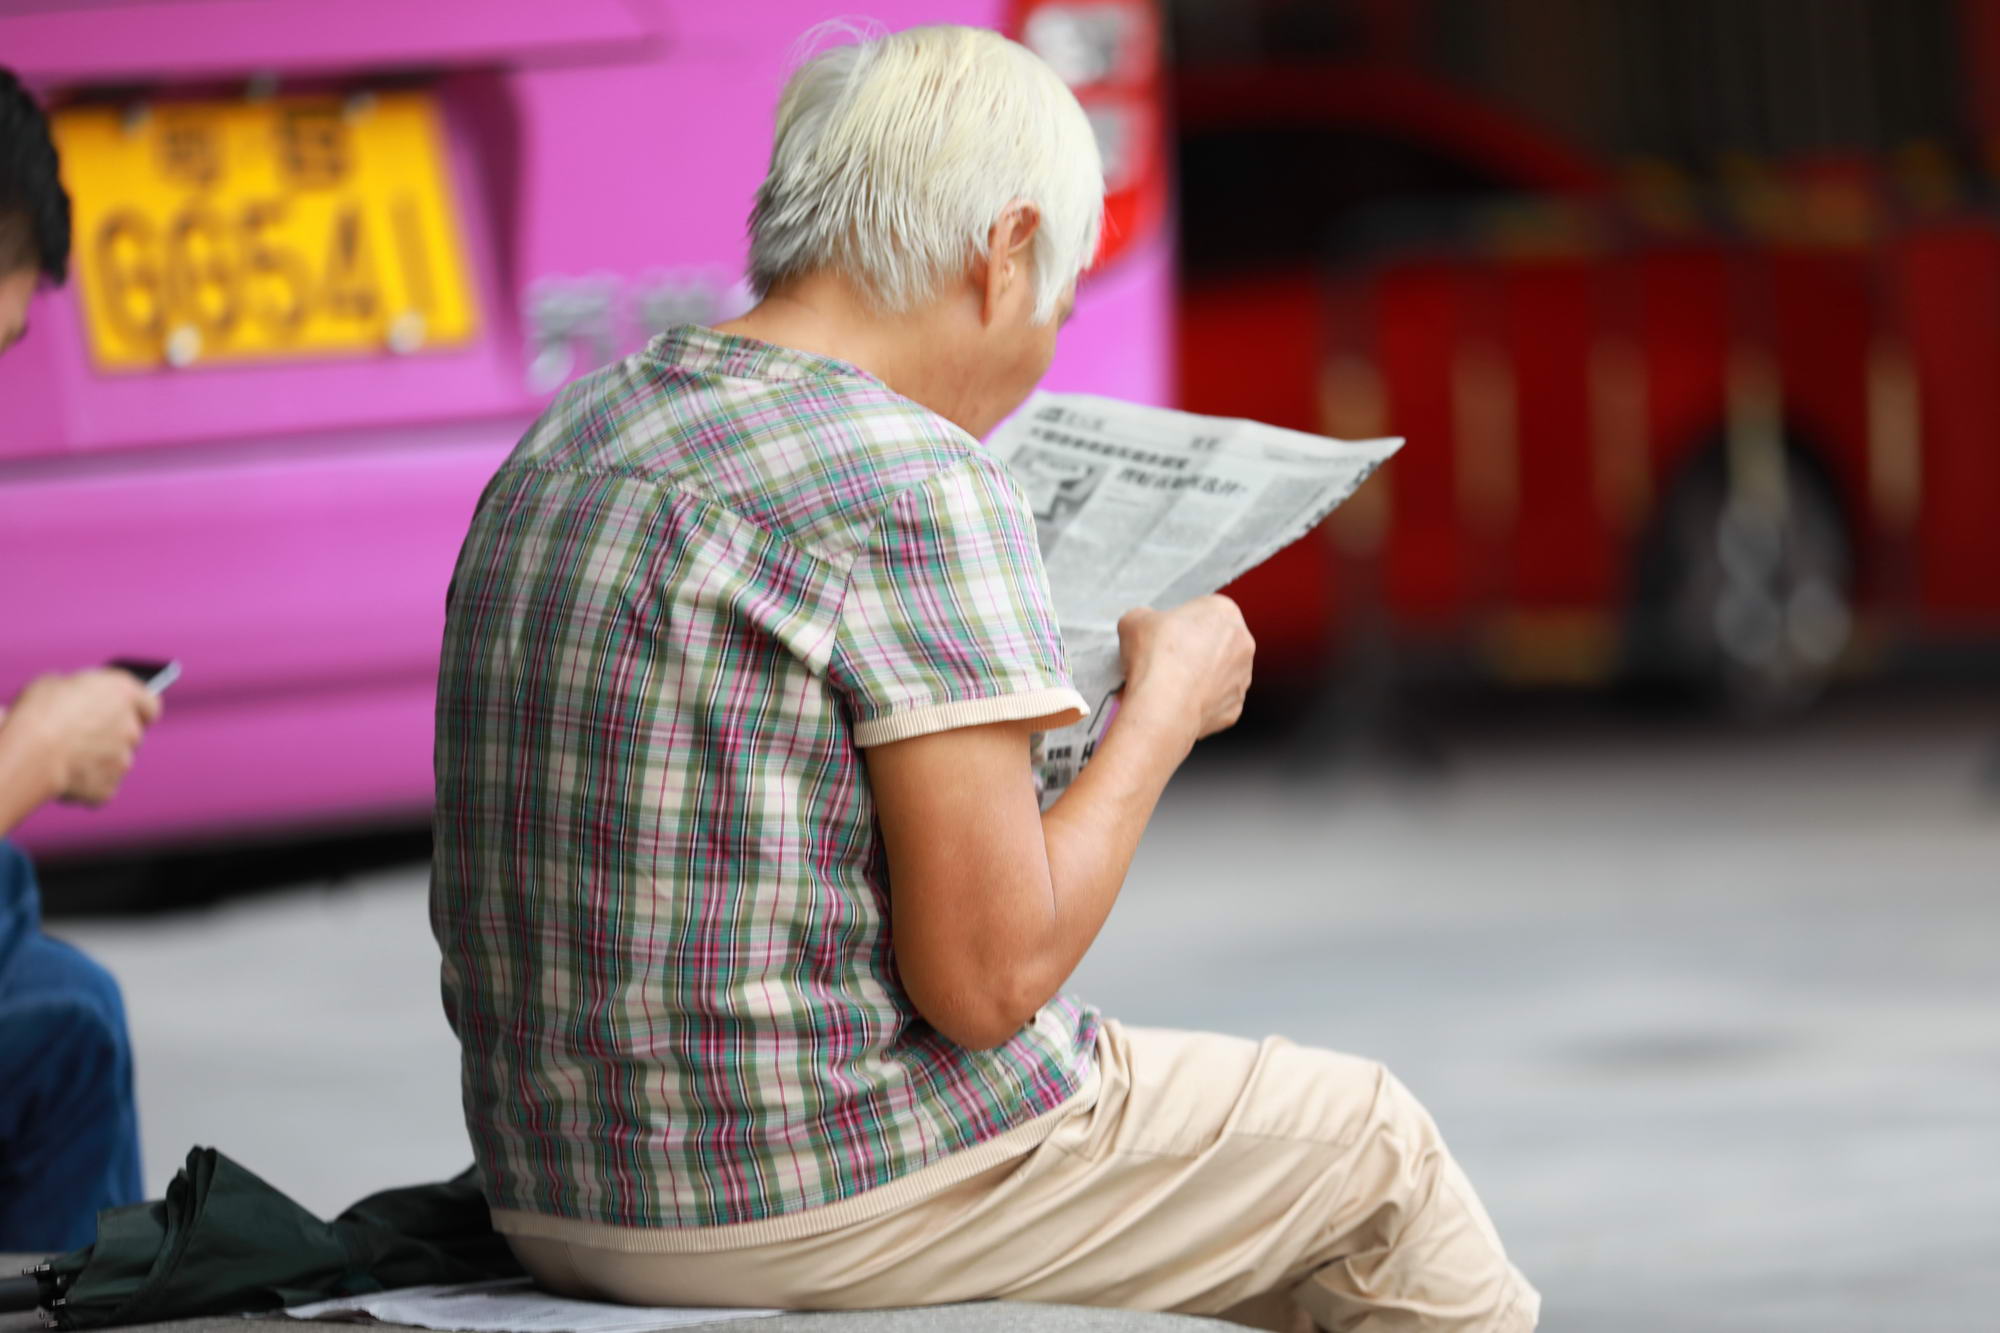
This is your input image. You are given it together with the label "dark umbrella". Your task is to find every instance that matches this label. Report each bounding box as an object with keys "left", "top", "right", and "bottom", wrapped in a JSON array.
[{"left": 14, "top": 1147, "right": 521, "bottom": 1329}]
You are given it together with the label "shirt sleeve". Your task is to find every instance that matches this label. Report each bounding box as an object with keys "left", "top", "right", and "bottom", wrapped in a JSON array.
[{"left": 832, "top": 452, "right": 1088, "bottom": 747}]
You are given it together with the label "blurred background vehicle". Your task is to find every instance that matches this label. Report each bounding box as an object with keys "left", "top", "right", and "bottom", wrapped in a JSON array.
[
  {"left": 10, "top": 0, "right": 2000, "bottom": 866},
  {"left": 1179, "top": 0, "right": 2000, "bottom": 717},
  {"left": 0, "top": 0, "right": 1170, "bottom": 858}
]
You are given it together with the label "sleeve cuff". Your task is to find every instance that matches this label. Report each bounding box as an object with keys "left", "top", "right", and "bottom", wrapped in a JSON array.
[{"left": 852, "top": 687, "right": 1090, "bottom": 747}]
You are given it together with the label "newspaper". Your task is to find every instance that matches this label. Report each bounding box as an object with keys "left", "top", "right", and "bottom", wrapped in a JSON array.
[
  {"left": 283, "top": 1278, "right": 781, "bottom": 1332},
  {"left": 990, "top": 393, "right": 1401, "bottom": 800}
]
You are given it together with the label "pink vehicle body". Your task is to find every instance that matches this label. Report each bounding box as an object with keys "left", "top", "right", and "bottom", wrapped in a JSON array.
[{"left": 1, "top": 0, "right": 1172, "bottom": 856}]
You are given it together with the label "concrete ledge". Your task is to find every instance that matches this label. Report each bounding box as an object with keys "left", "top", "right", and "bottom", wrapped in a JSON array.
[
  {"left": 2, "top": 1251, "right": 1231, "bottom": 1332},
  {"left": 739, "top": 1308, "right": 1234, "bottom": 1331},
  {"left": 0, "top": 1258, "right": 1231, "bottom": 1333},
  {"left": 1, "top": 1307, "right": 1232, "bottom": 1333}
]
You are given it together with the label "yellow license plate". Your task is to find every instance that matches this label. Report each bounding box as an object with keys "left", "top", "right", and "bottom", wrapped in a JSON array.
[{"left": 55, "top": 92, "right": 478, "bottom": 371}]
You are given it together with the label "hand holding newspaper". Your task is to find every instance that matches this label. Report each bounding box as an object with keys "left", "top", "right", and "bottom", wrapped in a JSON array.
[{"left": 989, "top": 393, "right": 1402, "bottom": 801}]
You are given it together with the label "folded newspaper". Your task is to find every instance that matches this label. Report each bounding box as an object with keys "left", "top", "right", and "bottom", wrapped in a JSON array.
[
  {"left": 990, "top": 393, "right": 1402, "bottom": 801},
  {"left": 283, "top": 1278, "right": 781, "bottom": 1331}
]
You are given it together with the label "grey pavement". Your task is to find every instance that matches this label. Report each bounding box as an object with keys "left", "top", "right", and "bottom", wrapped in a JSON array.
[{"left": 46, "top": 694, "right": 2000, "bottom": 1332}]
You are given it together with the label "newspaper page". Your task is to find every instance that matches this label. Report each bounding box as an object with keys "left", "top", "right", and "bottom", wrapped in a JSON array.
[
  {"left": 284, "top": 1278, "right": 782, "bottom": 1332},
  {"left": 990, "top": 393, "right": 1402, "bottom": 802}
]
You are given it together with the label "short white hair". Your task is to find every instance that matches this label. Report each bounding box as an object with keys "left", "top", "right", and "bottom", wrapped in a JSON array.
[{"left": 748, "top": 23, "right": 1103, "bottom": 324}]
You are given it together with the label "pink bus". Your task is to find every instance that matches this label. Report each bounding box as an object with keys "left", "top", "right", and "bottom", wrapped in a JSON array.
[{"left": 2, "top": 0, "right": 1172, "bottom": 857}]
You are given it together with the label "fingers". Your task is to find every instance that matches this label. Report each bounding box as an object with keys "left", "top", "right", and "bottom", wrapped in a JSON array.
[
  {"left": 60, "top": 745, "right": 138, "bottom": 807},
  {"left": 69, "top": 756, "right": 133, "bottom": 807},
  {"left": 1201, "top": 687, "right": 1248, "bottom": 738},
  {"left": 1116, "top": 605, "right": 1159, "bottom": 637},
  {"left": 72, "top": 668, "right": 162, "bottom": 727},
  {"left": 97, "top": 675, "right": 155, "bottom": 800},
  {"left": 1191, "top": 592, "right": 1245, "bottom": 626}
]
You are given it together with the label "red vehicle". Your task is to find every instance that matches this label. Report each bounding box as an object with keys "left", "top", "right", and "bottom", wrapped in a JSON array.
[{"left": 1174, "top": 0, "right": 2000, "bottom": 713}]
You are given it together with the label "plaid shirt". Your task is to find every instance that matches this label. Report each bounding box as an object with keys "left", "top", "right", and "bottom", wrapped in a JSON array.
[{"left": 431, "top": 326, "right": 1097, "bottom": 1232}]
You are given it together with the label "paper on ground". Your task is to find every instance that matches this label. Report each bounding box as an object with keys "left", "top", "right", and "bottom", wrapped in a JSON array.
[
  {"left": 990, "top": 393, "right": 1402, "bottom": 800},
  {"left": 283, "top": 1278, "right": 782, "bottom": 1332}
]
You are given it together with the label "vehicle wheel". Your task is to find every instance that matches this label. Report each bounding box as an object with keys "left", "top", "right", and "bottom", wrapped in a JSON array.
[{"left": 1628, "top": 449, "right": 1854, "bottom": 718}]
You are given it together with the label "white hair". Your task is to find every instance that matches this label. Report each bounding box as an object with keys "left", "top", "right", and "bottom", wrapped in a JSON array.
[{"left": 747, "top": 23, "right": 1103, "bottom": 324}]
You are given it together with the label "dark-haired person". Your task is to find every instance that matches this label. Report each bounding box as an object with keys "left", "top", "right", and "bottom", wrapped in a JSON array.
[
  {"left": 0, "top": 65, "right": 159, "bottom": 1250},
  {"left": 0, "top": 68, "right": 66, "bottom": 352}
]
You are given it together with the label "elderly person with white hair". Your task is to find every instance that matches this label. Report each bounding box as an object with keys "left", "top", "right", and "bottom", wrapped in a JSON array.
[{"left": 430, "top": 24, "right": 1536, "bottom": 1333}]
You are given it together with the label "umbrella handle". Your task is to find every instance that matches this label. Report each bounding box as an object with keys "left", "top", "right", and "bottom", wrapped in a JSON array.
[{"left": 0, "top": 1273, "right": 41, "bottom": 1314}]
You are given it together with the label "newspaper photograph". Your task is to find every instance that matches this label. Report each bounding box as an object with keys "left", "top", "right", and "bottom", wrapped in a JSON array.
[{"left": 991, "top": 393, "right": 1402, "bottom": 801}]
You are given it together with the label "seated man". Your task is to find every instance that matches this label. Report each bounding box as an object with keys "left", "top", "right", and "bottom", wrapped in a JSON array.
[
  {"left": 0, "top": 71, "right": 158, "bottom": 1250},
  {"left": 430, "top": 24, "right": 1536, "bottom": 1332},
  {"left": 0, "top": 670, "right": 159, "bottom": 1248}
]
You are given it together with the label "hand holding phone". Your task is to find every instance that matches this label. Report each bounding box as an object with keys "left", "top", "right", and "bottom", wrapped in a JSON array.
[{"left": 2, "top": 666, "right": 167, "bottom": 809}]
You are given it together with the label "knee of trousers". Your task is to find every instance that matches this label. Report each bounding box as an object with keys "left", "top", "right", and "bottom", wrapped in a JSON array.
[
  {"left": 20, "top": 991, "right": 131, "bottom": 1078},
  {"left": 1341, "top": 1062, "right": 1468, "bottom": 1234},
  {"left": 1341, "top": 1058, "right": 1449, "bottom": 1158},
  {"left": 0, "top": 990, "right": 133, "bottom": 1152},
  {"left": 30, "top": 936, "right": 130, "bottom": 1030},
  {"left": 1306, "top": 1065, "right": 1533, "bottom": 1329}
]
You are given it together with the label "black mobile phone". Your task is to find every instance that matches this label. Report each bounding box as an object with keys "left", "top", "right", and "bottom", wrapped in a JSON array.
[{"left": 107, "top": 658, "right": 182, "bottom": 694}]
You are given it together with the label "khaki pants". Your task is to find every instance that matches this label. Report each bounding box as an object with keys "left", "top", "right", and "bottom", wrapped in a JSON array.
[{"left": 508, "top": 1021, "right": 1538, "bottom": 1332}]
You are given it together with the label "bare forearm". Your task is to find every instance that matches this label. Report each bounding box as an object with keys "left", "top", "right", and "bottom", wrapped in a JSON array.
[
  {"left": 1031, "top": 697, "right": 1192, "bottom": 992},
  {"left": 874, "top": 598, "right": 1250, "bottom": 1050},
  {"left": 871, "top": 703, "right": 1191, "bottom": 1049},
  {"left": 0, "top": 719, "right": 58, "bottom": 837}
]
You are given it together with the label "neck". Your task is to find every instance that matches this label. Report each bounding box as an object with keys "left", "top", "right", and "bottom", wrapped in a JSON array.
[{"left": 715, "top": 277, "right": 982, "bottom": 433}]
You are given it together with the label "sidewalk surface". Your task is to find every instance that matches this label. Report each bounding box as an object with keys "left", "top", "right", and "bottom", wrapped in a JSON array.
[
  {"left": 0, "top": 1266, "right": 1231, "bottom": 1333},
  {"left": 34, "top": 692, "right": 2000, "bottom": 1331}
]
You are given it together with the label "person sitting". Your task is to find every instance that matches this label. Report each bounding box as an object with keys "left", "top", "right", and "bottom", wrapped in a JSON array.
[
  {"left": 0, "top": 670, "right": 159, "bottom": 1249},
  {"left": 429, "top": 24, "right": 1536, "bottom": 1332},
  {"left": 0, "top": 69, "right": 159, "bottom": 1252}
]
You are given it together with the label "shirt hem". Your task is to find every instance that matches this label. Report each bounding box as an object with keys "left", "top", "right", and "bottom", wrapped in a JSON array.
[
  {"left": 490, "top": 1065, "right": 1099, "bottom": 1253},
  {"left": 852, "top": 687, "right": 1088, "bottom": 747}
]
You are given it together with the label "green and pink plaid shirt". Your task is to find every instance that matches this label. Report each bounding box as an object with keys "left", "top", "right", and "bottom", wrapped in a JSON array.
[{"left": 431, "top": 326, "right": 1097, "bottom": 1235}]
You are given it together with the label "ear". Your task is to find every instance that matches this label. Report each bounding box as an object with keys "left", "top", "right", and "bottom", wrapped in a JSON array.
[{"left": 979, "top": 202, "right": 1043, "bottom": 326}]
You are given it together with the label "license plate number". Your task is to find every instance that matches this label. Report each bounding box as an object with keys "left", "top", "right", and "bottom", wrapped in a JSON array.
[{"left": 54, "top": 92, "right": 478, "bottom": 371}]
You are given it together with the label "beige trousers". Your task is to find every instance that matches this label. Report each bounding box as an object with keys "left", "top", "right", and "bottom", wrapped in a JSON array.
[{"left": 508, "top": 1021, "right": 1538, "bottom": 1332}]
